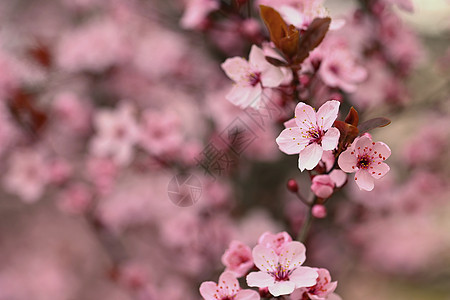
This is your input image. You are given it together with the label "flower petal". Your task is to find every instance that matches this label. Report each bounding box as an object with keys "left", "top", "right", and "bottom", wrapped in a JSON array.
[
  {"left": 246, "top": 271, "right": 275, "bottom": 288},
  {"left": 370, "top": 162, "right": 390, "bottom": 179},
  {"left": 355, "top": 169, "right": 374, "bottom": 191},
  {"left": 268, "top": 281, "right": 296, "bottom": 297},
  {"left": 199, "top": 282, "right": 218, "bottom": 300},
  {"left": 289, "top": 266, "right": 319, "bottom": 288},
  {"left": 329, "top": 169, "right": 347, "bottom": 187},
  {"left": 218, "top": 271, "right": 240, "bottom": 292},
  {"left": 294, "top": 102, "right": 317, "bottom": 130},
  {"left": 354, "top": 135, "right": 373, "bottom": 155},
  {"left": 235, "top": 289, "right": 261, "bottom": 300},
  {"left": 337, "top": 149, "right": 357, "bottom": 173},
  {"left": 276, "top": 128, "right": 309, "bottom": 155},
  {"left": 316, "top": 100, "right": 340, "bottom": 130},
  {"left": 283, "top": 117, "right": 297, "bottom": 128},
  {"left": 373, "top": 141, "right": 391, "bottom": 161},
  {"left": 321, "top": 127, "right": 340, "bottom": 151},
  {"left": 252, "top": 245, "right": 278, "bottom": 272},
  {"left": 278, "top": 242, "right": 306, "bottom": 270},
  {"left": 298, "top": 143, "right": 323, "bottom": 171},
  {"left": 221, "top": 57, "right": 250, "bottom": 83}
]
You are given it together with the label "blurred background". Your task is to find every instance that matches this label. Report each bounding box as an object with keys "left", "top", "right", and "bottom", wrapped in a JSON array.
[{"left": 0, "top": 0, "right": 449, "bottom": 299}]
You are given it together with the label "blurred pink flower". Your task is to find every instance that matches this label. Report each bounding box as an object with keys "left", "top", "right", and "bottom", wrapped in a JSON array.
[
  {"left": 221, "top": 45, "right": 284, "bottom": 109},
  {"left": 138, "top": 109, "right": 183, "bottom": 157},
  {"left": 180, "top": 0, "right": 218, "bottom": 30},
  {"left": 222, "top": 240, "right": 254, "bottom": 278},
  {"left": 258, "top": 231, "right": 292, "bottom": 255},
  {"left": 3, "top": 149, "right": 50, "bottom": 203},
  {"left": 319, "top": 43, "right": 367, "bottom": 93},
  {"left": 56, "top": 18, "right": 126, "bottom": 73},
  {"left": 338, "top": 135, "right": 391, "bottom": 191},
  {"left": 90, "top": 102, "right": 139, "bottom": 166},
  {"left": 247, "top": 241, "right": 318, "bottom": 296},
  {"left": 57, "top": 182, "right": 93, "bottom": 215},
  {"left": 200, "top": 271, "right": 260, "bottom": 300},
  {"left": 52, "top": 92, "right": 92, "bottom": 135},
  {"left": 86, "top": 156, "right": 118, "bottom": 195},
  {"left": 276, "top": 100, "right": 340, "bottom": 171}
]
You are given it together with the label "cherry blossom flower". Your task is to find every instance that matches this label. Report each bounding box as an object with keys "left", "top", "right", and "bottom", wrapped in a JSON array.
[
  {"left": 338, "top": 135, "right": 391, "bottom": 191},
  {"left": 222, "top": 241, "right": 254, "bottom": 278},
  {"left": 90, "top": 103, "right": 139, "bottom": 166},
  {"left": 290, "top": 268, "right": 341, "bottom": 299},
  {"left": 221, "top": 45, "right": 284, "bottom": 109},
  {"left": 319, "top": 43, "right": 367, "bottom": 93},
  {"left": 258, "top": 231, "right": 292, "bottom": 255},
  {"left": 200, "top": 271, "right": 260, "bottom": 300},
  {"left": 276, "top": 101, "right": 340, "bottom": 171},
  {"left": 247, "top": 241, "right": 318, "bottom": 297},
  {"left": 3, "top": 149, "right": 50, "bottom": 203}
]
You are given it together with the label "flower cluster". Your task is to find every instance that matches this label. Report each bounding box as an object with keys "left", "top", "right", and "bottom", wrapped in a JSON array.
[{"left": 200, "top": 232, "right": 340, "bottom": 300}]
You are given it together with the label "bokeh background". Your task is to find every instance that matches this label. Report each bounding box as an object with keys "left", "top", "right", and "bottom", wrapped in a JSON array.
[{"left": 0, "top": 0, "right": 449, "bottom": 299}]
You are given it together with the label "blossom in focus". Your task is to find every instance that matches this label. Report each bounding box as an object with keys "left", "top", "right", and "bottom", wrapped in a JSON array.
[
  {"left": 200, "top": 271, "right": 260, "bottom": 300},
  {"left": 222, "top": 241, "right": 254, "bottom": 278},
  {"left": 221, "top": 45, "right": 284, "bottom": 109},
  {"left": 90, "top": 103, "right": 139, "bottom": 166},
  {"left": 276, "top": 100, "right": 340, "bottom": 171},
  {"left": 338, "top": 135, "right": 391, "bottom": 191},
  {"left": 247, "top": 241, "right": 318, "bottom": 296},
  {"left": 290, "top": 268, "right": 340, "bottom": 300}
]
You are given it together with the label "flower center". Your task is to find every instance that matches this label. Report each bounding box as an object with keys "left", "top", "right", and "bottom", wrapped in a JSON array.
[
  {"left": 247, "top": 71, "right": 261, "bottom": 86},
  {"left": 271, "top": 265, "right": 293, "bottom": 282},
  {"left": 357, "top": 155, "right": 372, "bottom": 170},
  {"left": 306, "top": 128, "right": 323, "bottom": 144}
]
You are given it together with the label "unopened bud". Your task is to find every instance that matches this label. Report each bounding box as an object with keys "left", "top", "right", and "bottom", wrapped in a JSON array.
[
  {"left": 287, "top": 179, "right": 299, "bottom": 193},
  {"left": 312, "top": 204, "right": 327, "bottom": 218}
]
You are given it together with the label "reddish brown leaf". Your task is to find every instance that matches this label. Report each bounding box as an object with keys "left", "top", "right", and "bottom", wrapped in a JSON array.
[
  {"left": 293, "top": 17, "right": 331, "bottom": 65},
  {"left": 259, "top": 5, "right": 289, "bottom": 51},
  {"left": 344, "top": 107, "right": 359, "bottom": 127},
  {"left": 358, "top": 117, "right": 391, "bottom": 135},
  {"left": 265, "top": 56, "right": 288, "bottom": 67}
]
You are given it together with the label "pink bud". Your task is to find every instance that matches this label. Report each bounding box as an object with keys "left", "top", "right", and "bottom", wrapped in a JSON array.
[
  {"left": 312, "top": 204, "right": 327, "bottom": 218},
  {"left": 299, "top": 74, "right": 310, "bottom": 87},
  {"left": 311, "top": 175, "right": 334, "bottom": 199},
  {"left": 287, "top": 179, "right": 299, "bottom": 193}
]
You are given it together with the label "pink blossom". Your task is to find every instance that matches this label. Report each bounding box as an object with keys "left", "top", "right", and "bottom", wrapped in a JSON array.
[
  {"left": 138, "top": 109, "right": 183, "bottom": 157},
  {"left": 247, "top": 241, "right": 318, "bottom": 296},
  {"left": 258, "top": 231, "right": 292, "bottom": 255},
  {"left": 200, "top": 271, "right": 260, "bottom": 300},
  {"left": 311, "top": 205, "right": 327, "bottom": 219},
  {"left": 276, "top": 100, "right": 340, "bottom": 171},
  {"left": 57, "top": 183, "right": 93, "bottom": 215},
  {"left": 3, "top": 149, "right": 50, "bottom": 203},
  {"left": 338, "top": 135, "right": 391, "bottom": 191},
  {"left": 319, "top": 43, "right": 367, "bottom": 93},
  {"left": 221, "top": 45, "right": 284, "bottom": 109},
  {"left": 180, "top": 0, "right": 218, "bottom": 30},
  {"left": 222, "top": 241, "right": 254, "bottom": 278},
  {"left": 52, "top": 92, "right": 92, "bottom": 135},
  {"left": 311, "top": 175, "right": 334, "bottom": 199},
  {"left": 303, "top": 268, "right": 338, "bottom": 300},
  {"left": 384, "top": 0, "right": 414, "bottom": 12},
  {"left": 90, "top": 103, "right": 139, "bottom": 166}
]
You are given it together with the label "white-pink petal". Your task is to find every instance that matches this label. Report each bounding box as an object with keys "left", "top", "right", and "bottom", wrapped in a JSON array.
[
  {"left": 246, "top": 271, "right": 275, "bottom": 288},
  {"left": 321, "top": 127, "right": 340, "bottom": 151},
  {"left": 252, "top": 245, "right": 278, "bottom": 272},
  {"left": 337, "top": 149, "right": 357, "bottom": 173},
  {"left": 329, "top": 169, "right": 347, "bottom": 187},
  {"left": 268, "top": 281, "right": 296, "bottom": 297},
  {"left": 278, "top": 242, "right": 306, "bottom": 270},
  {"left": 355, "top": 169, "right": 374, "bottom": 191},
  {"left": 218, "top": 271, "right": 240, "bottom": 291},
  {"left": 316, "top": 100, "right": 340, "bottom": 130},
  {"left": 221, "top": 57, "right": 250, "bottom": 83},
  {"left": 370, "top": 162, "right": 390, "bottom": 179},
  {"left": 354, "top": 135, "right": 373, "bottom": 155},
  {"left": 235, "top": 289, "right": 261, "bottom": 300},
  {"left": 373, "top": 141, "right": 391, "bottom": 160},
  {"left": 294, "top": 102, "right": 317, "bottom": 130},
  {"left": 199, "top": 282, "right": 218, "bottom": 300},
  {"left": 276, "top": 128, "right": 309, "bottom": 155},
  {"left": 298, "top": 143, "right": 323, "bottom": 171},
  {"left": 289, "top": 266, "right": 319, "bottom": 288}
]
